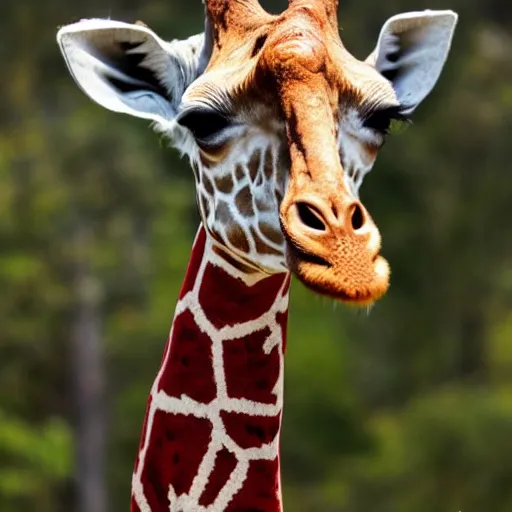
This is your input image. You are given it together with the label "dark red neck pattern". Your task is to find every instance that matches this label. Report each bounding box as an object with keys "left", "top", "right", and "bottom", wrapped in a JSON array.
[{"left": 131, "top": 225, "right": 290, "bottom": 512}]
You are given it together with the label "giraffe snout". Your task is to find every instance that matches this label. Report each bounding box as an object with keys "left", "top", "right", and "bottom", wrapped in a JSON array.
[
  {"left": 282, "top": 195, "right": 379, "bottom": 255},
  {"left": 280, "top": 193, "right": 390, "bottom": 304}
]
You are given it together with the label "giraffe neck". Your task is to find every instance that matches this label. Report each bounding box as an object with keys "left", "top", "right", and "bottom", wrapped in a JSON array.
[{"left": 131, "top": 225, "right": 291, "bottom": 512}]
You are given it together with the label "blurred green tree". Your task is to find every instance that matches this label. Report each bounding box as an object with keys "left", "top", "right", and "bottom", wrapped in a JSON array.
[{"left": 0, "top": 1, "right": 511, "bottom": 511}]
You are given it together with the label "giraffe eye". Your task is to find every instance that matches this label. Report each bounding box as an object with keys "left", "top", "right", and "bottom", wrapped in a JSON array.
[
  {"left": 362, "top": 106, "right": 409, "bottom": 135},
  {"left": 178, "top": 109, "right": 231, "bottom": 145}
]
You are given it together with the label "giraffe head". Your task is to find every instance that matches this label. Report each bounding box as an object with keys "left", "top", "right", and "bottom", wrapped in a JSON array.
[{"left": 57, "top": 1, "right": 457, "bottom": 305}]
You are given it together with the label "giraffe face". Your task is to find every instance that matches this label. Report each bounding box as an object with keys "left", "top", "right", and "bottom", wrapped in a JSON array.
[
  {"left": 176, "top": 35, "right": 392, "bottom": 280},
  {"left": 57, "top": 1, "right": 457, "bottom": 303},
  {"left": 177, "top": 17, "right": 395, "bottom": 279}
]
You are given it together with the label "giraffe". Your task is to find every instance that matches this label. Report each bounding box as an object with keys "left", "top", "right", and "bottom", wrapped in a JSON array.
[{"left": 57, "top": 1, "right": 457, "bottom": 510}]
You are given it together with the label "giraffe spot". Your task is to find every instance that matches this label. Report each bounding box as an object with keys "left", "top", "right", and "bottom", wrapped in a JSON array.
[
  {"left": 198, "top": 448, "right": 237, "bottom": 507},
  {"left": 140, "top": 412, "right": 212, "bottom": 508},
  {"left": 214, "top": 173, "right": 234, "bottom": 194},
  {"left": 209, "top": 228, "right": 224, "bottom": 246},
  {"left": 221, "top": 411, "right": 281, "bottom": 449},
  {"left": 158, "top": 309, "right": 216, "bottom": 404},
  {"left": 259, "top": 222, "right": 283, "bottom": 246},
  {"left": 248, "top": 151, "right": 260, "bottom": 182},
  {"left": 223, "top": 327, "right": 280, "bottom": 404},
  {"left": 235, "top": 164, "right": 245, "bottom": 182},
  {"left": 250, "top": 227, "right": 282, "bottom": 256},
  {"left": 199, "top": 263, "right": 287, "bottom": 328},
  {"left": 235, "top": 186, "right": 255, "bottom": 217},
  {"left": 226, "top": 225, "right": 250, "bottom": 253},
  {"left": 203, "top": 173, "right": 215, "bottom": 195},
  {"left": 227, "top": 459, "right": 280, "bottom": 511}
]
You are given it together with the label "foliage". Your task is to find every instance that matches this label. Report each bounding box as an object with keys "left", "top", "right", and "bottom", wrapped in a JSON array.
[
  {"left": 0, "top": 410, "right": 72, "bottom": 512},
  {"left": 1, "top": 0, "right": 511, "bottom": 510}
]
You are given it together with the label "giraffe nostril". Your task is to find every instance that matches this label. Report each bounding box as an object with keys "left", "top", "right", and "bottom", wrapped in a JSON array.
[
  {"left": 296, "top": 202, "right": 326, "bottom": 231},
  {"left": 350, "top": 203, "right": 364, "bottom": 231}
]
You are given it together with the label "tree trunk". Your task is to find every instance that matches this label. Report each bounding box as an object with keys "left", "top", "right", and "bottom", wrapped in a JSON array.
[{"left": 70, "top": 227, "right": 108, "bottom": 512}]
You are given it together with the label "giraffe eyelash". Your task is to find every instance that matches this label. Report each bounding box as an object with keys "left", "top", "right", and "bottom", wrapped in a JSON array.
[
  {"left": 177, "top": 108, "right": 232, "bottom": 145},
  {"left": 361, "top": 105, "right": 411, "bottom": 135}
]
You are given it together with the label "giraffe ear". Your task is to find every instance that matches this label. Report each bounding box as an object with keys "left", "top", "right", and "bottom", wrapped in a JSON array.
[
  {"left": 57, "top": 19, "right": 210, "bottom": 126},
  {"left": 366, "top": 10, "right": 458, "bottom": 114}
]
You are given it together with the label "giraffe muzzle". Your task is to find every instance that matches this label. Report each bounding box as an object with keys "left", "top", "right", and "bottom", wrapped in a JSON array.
[{"left": 280, "top": 194, "right": 390, "bottom": 304}]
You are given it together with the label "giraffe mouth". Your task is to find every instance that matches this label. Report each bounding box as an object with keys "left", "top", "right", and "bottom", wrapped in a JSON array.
[
  {"left": 284, "top": 236, "right": 390, "bottom": 306},
  {"left": 287, "top": 244, "right": 331, "bottom": 268}
]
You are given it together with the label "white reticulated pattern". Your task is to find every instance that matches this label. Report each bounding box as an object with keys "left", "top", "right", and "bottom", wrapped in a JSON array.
[{"left": 131, "top": 229, "right": 290, "bottom": 512}]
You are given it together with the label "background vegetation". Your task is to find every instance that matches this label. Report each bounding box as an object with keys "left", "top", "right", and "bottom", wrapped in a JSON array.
[{"left": 1, "top": 0, "right": 512, "bottom": 511}]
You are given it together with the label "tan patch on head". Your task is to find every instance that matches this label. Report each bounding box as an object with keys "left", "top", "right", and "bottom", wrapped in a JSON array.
[{"left": 235, "top": 186, "right": 254, "bottom": 217}]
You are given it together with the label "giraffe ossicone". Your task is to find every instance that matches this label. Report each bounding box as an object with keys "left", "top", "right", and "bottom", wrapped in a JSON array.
[{"left": 57, "top": 1, "right": 457, "bottom": 510}]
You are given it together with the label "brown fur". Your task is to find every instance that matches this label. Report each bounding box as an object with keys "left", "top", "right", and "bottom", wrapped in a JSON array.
[{"left": 202, "top": 0, "right": 392, "bottom": 304}]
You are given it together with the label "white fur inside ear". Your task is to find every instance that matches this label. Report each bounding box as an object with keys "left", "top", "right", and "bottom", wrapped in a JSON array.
[
  {"left": 57, "top": 19, "right": 205, "bottom": 126},
  {"left": 57, "top": 20, "right": 173, "bottom": 123},
  {"left": 367, "top": 10, "right": 458, "bottom": 113}
]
